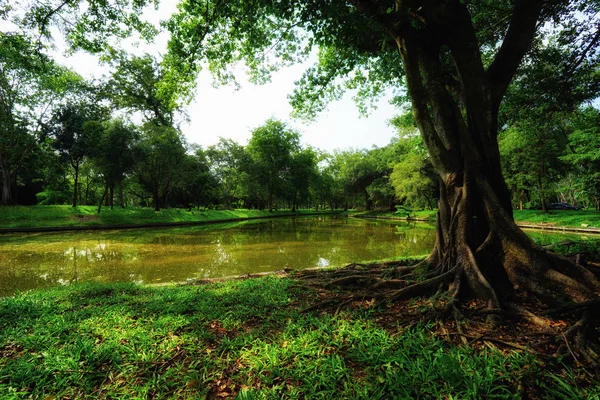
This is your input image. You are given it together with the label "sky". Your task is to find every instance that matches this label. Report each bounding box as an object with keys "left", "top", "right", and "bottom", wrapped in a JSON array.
[{"left": 47, "top": 2, "right": 401, "bottom": 153}]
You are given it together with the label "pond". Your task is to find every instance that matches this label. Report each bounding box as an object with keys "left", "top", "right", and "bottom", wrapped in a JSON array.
[{"left": 0, "top": 215, "right": 596, "bottom": 297}]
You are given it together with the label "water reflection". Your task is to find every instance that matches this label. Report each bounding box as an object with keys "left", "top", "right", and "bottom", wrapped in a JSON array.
[{"left": 0, "top": 216, "right": 437, "bottom": 296}]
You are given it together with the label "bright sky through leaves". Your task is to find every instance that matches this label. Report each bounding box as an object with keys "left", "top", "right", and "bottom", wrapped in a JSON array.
[{"left": 39, "top": 1, "right": 398, "bottom": 152}]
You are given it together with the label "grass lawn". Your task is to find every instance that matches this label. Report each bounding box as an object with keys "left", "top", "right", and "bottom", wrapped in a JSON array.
[
  {"left": 513, "top": 209, "right": 600, "bottom": 228},
  {"left": 0, "top": 206, "right": 333, "bottom": 229},
  {"left": 352, "top": 208, "right": 600, "bottom": 229},
  {"left": 1, "top": 276, "right": 597, "bottom": 399},
  {"left": 2, "top": 205, "right": 598, "bottom": 231}
]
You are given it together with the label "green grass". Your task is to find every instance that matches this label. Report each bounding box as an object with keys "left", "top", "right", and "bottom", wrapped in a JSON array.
[
  {"left": 351, "top": 208, "right": 600, "bottom": 230},
  {"left": 1, "top": 277, "right": 597, "bottom": 399},
  {"left": 3, "top": 206, "right": 599, "bottom": 231},
  {"left": 0, "top": 206, "right": 334, "bottom": 229},
  {"left": 513, "top": 209, "right": 600, "bottom": 228}
]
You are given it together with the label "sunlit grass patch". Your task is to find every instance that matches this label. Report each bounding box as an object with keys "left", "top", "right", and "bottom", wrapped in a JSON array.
[
  {"left": 0, "top": 205, "right": 337, "bottom": 229},
  {"left": 514, "top": 209, "right": 600, "bottom": 228},
  {"left": 0, "top": 277, "right": 598, "bottom": 399}
]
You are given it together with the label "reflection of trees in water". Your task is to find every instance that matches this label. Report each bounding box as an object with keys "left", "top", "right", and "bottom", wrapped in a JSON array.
[{"left": 0, "top": 217, "right": 439, "bottom": 296}]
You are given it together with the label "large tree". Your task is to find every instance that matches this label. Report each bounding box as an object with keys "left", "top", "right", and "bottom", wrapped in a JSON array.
[
  {"left": 246, "top": 119, "right": 300, "bottom": 212},
  {"left": 164, "top": 0, "right": 600, "bottom": 349},
  {"left": 0, "top": 34, "right": 86, "bottom": 205}
]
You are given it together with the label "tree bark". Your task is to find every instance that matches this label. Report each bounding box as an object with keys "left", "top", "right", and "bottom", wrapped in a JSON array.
[
  {"left": 1, "top": 168, "right": 12, "bottom": 205},
  {"left": 109, "top": 185, "right": 114, "bottom": 210},
  {"left": 153, "top": 189, "right": 161, "bottom": 211},
  {"left": 72, "top": 162, "right": 80, "bottom": 207},
  {"left": 519, "top": 189, "right": 525, "bottom": 211},
  {"left": 537, "top": 168, "right": 547, "bottom": 212},
  {"left": 380, "top": 0, "right": 600, "bottom": 316},
  {"left": 118, "top": 182, "right": 125, "bottom": 208},
  {"left": 97, "top": 184, "right": 108, "bottom": 214}
]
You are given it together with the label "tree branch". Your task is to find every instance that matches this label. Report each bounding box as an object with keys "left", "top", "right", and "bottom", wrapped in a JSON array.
[{"left": 487, "top": 0, "right": 543, "bottom": 109}]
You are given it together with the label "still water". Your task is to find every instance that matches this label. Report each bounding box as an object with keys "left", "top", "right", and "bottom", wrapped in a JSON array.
[
  {"left": 0, "top": 215, "right": 594, "bottom": 297},
  {"left": 0, "top": 216, "right": 436, "bottom": 296}
]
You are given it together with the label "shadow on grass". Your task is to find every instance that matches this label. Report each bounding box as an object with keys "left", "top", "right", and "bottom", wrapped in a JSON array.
[{"left": 0, "top": 278, "right": 597, "bottom": 399}]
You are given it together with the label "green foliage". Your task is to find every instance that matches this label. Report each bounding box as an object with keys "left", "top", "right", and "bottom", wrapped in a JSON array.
[
  {"left": 132, "top": 124, "right": 187, "bottom": 211},
  {"left": 105, "top": 52, "right": 181, "bottom": 126},
  {"left": 207, "top": 138, "right": 250, "bottom": 209},
  {"left": 0, "top": 33, "right": 85, "bottom": 205},
  {"left": 246, "top": 119, "right": 301, "bottom": 210},
  {"left": 5, "top": 0, "right": 159, "bottom": 53},
  {"left": 34, "top": 190, "right": 69, "bottom": 206}
]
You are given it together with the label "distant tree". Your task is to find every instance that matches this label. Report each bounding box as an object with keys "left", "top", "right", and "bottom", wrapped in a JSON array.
[
  {"left": 337, "top": 150, "right": 380, "bottom": 210},
  {"left": 388, "top": 133, "right": 437, "bottom": 210},
  {"left": 499, "top": 121, "right": 567, "bottom": 212},
  {"left": 207, "top": 138, "right": 248, "bottom": 209},
  {"left": 0, "top": 34, "right": 82, "bottom": 205},
  {"left": 49, "top": 104, "right": 104, "bottom": 207},
  {"left": 246, "top": 119, "right": 300, "bottom": 211},
  {"left": 562, "top": 107, "right": 600, "bottom": 209},
  {"left": 89, "top": 119, "right": 137, "bottom": 212},
  {"left": 132, "top": 124, "right": 187, "bottom": 211},
  {"left": 287, "top": 148, "right": 318, "bottom": 211},
  {"left": 106, "top": 52, "right": 181, "bottom": 127},
  {"left": 174, "top": 147, "right": 217, "bottom": 210}
]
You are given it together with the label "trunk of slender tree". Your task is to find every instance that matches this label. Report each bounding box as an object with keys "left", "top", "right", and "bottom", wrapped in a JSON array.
[
  {"left": 117, "top": 182, "right": 125, "bottom": 208},
  {"left": 97, "top": 184, "right": 108, "bottom": 214},
  {"left": 72, "top": 161, "right": 80, "bottom": 207},
  {"left": 154, "top": 190, "right": 161, "bottom": 211},
  {"left": 109, "top": 185, "right": 114, "bottom": 210},
  {"left": 519, "top": 189, "right": 526, "bottom": 211},
  {"left": 363, "top": 190, "right": 371, "bottom": 211},
  {"left": 537, "top": 168, "right": 547, "bottom": 212},
  {"left": 1, "top": 168, "right": 11, "bottom": 205}
]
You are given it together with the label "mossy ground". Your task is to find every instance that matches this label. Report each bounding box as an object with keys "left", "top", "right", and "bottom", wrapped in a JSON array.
[{"left": 1, "top": 273, "right": 599, "bottom": 399}]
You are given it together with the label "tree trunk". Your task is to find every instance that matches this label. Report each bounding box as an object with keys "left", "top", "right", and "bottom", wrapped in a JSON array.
[
  {"left": 537, "top": 168, "right": 547, "bottom": 212},
  {"left": 118, "top": 182, "right": 125, "bottom": 208},
  {"left": 519, "top": 189, "right": 525, "bottom": 211},
  {"left": 97, "top": 184, "right": 108, "bottom": 214},
  {"left": 72, "top": 163, "right": 79, "bottom": 207},
  {"left": 1, "top": 168, "right": 11, "bottom": 205},
  {"left": 154, "top": 190, "right": 161, "bottom": 211},
  {"left": 387, "top": 5, "right": 600, "bottom": 319}
]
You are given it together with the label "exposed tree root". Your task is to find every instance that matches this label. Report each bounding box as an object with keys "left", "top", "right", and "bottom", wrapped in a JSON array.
[
  {"left": 294, "top": 169, "right": 600, "bottom": 369},
  {"left": 295, "top": 247, "right": 600, "bottom": 370}
]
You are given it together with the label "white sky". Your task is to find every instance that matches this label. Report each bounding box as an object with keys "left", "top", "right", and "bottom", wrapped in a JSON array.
[{"left": 10, "top": 1, "right": 400, "bottom": 152}]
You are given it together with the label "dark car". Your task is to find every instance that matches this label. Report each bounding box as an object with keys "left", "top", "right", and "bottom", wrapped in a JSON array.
[{"left": 547, "top": 202, "right": 581, "bottom": 210}]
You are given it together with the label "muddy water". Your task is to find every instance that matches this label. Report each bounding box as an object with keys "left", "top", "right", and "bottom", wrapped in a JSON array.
[
  {"left": 0, "top": 215, "right": 594, "bottom": 297},
  {"left": 0, "top": 216, "right": 436, "bottom": 296}
]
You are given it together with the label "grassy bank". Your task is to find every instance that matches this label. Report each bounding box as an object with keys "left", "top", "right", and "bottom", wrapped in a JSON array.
[
  {"left": 0, "top": 206, "right": 334, "bottom": 229},
  {"left": 351, "top": 209, "right": 600, "bottom": 229},
  {"left": 514, "top": 209, "right": 600, "bottom": 228},
  {"left": 349, "top": 209, "right": 437, "bottom": 220},
  {"left": 1, "top": 276, "right": 597, "bottom": 399}
]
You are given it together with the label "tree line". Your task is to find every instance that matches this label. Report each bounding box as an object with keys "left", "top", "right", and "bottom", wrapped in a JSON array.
[{"left": 2, "top": 37, "right": 598, "bottom": 212}]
